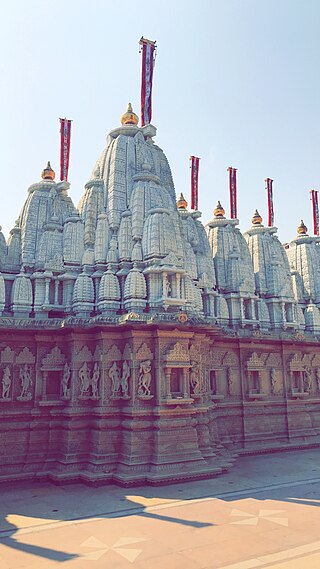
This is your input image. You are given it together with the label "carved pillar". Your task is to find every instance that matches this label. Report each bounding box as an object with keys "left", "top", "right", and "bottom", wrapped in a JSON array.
[
  {"left": 299, "top": 370, "right": 303, "bottom": 392},
  {"left": 247, "top": 370, "right": 251, "bottom": 393},
  {"left": 44, "top": 278, "right": 50, "bottom": 305},
  {"left": 176, "top": 273, "right": 181, "bottom": 299},
  {"left": 54, "top": 279, "right": 59, "bottom": 305},
  {"left": 165, "top": 367, "right": 171, "bottom": 398},
  {"left": 42, "top": 370, "right": 47, "bottom": 401},
  {"left": 182, "top": 367, "right": 189, "bottom": 398},
  {"left": 162, "top": 272, "right": 168, "bottom": 298},
  {"left": 256, "top": 370, "right": 261, "bottom": 392}
]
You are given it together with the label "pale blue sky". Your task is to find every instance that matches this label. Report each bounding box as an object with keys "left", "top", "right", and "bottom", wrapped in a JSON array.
[{"left": 0, "top": 0, "right": 319, "bottom": 242}]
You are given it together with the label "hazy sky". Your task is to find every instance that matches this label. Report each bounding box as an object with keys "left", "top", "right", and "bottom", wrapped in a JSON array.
[{"left": 1, "top": 0, "right": 319, "bottom": 243}]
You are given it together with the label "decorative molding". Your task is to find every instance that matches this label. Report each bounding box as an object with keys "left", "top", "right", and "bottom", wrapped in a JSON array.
[{"left": 16, "top": 347, "right": 35, "bottom": 364}]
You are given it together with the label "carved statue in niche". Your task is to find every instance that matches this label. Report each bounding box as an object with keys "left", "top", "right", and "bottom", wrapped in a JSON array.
[
  {"left": 91, "top": 363, "right": 100, "bottom": 398},
  {"left": 190, "top": 361, "right": 201, "bottom": 395},
  {"left": 79, "top": 362, "right": 90, "bottom": 397},
  {"left": 109, "top": 362, "right": 120, "bottom": 397},
  {"left": 61, "top": 363, "right": 71, "bottom": 399},
  {"left": 18, "top": 364, "right": 32, "bottom": 400},
  {"left": 316, "top": 368, "right": 320, "bottom": 393},
  {"left": 270, "top": 368, "right": 276, "bottom": 395},
  {"left": 164, "top": 276, "right": 171, "bottom": 297},
  {"left": 303, "top": 367, "right": 312, "bottom": 393},
  {"left": 227, "top": 367, "right": 233, "bottom": 396},
  {"left": 1, "top": 367, "right": 11, "bottom": 399},
  {"left": 138, "top": 360, "right": 152, "bottom": 397},
  {"left": 121, "top": 361, "right": 130, "bottom": 398}
]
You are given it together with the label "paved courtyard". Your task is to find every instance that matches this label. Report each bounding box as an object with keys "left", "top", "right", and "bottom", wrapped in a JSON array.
[{"left": 0, "top": 448, "right": 320, "bottom": 568}]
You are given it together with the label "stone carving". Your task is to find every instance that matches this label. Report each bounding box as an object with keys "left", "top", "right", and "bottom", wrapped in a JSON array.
[
  {"left": 316, "top": 368, "right": 320, "bottom": 393},
  {"left": 109, "top": 362, "right": 121, "bottom": 398},
  {"left": 43, "top": 346, "right": 66, "bottom": 367},
  {"left": 223, "top": 351, "right": 238, "bottom": 367},
  {"left": 190, "top": 361, "right": 201, "bottom": 395},
  {"left": 266, "top": 353, "right": 281, "bottom": 368},
  {"left": 1, "top": 367, "right": 11, "bottom": 399},
  {"left": 303, "top": 367, "right": 312, "bottom": 393},
  {"left": 136, "top": 342, "right": 153, "bottom": 361},
  {"left": 1, "top": 347, "right": 14, "bottom": 364},
  {"left": 61, "top": 363, "right": 71, "bottom": 399},
  {"left": 76, "top": 345, "right": 92, "bottom": 363},
  {"left": 270, "top": 368, "right": 276, "bottom": 395},
  {"left": 121, "top": 361, "right": 130, "bottom": 398},
  {"left": 226, "top": 367, "right": 233, "bottom": 396},
  {"left": 138, "top": 360, "right": 152, "bottom": 397},
  {"left": 16, "top": 347, "right": 35, "bottom": 365},
  {"left": 17, "top": 364, "right": 32, "bottom": 400},
  {"left": 166, "top": 342, "right": 189, "bottom": 362},
  {"left": 247, "top": 352, "right": 267, "bottom": 370},
  {"left": 106, "top": 344, "right": 122, "bottom": 361},
  {"left": 79, "top": 362, "right": 90, "bottom": 397},
  {"left": 91, "top": 362, "right": 100, "bottom": 398}
]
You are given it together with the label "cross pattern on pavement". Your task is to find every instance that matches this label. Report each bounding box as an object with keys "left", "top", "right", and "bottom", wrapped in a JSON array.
[
  {"left": 230, "top": 508, "right": 289, "bottom": 526},
  {"left": 80, "top": 536, "right": 149, "bottom": 563}
]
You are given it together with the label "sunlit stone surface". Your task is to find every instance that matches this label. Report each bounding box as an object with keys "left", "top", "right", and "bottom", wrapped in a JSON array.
[{"left": 0, "top": 110, "right": 320, "bottom": 485}]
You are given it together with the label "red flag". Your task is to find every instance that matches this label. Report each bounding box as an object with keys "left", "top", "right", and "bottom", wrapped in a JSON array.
[
  {"left": 59, "top": 118, "right": 72, "bottom": 181},
  {"left": 228, "top": 167, "right": 237, "bottom": 219},
  {"left": 139, "top": 37, "right": 156, "bottom": 127},
  {"left": 190, "top": 156, "right": 200, "bottom": 210},
  {"left": 310, "top": 190, "right": 319, "bottom": 235},
  {"left": 265, "top": 178, "right": 274, "bottom": 227}
]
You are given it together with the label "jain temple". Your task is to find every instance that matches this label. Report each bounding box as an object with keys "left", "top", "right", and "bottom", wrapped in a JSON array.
[{"left": 1, "top": 98, "right": 320, "bottom": 484}]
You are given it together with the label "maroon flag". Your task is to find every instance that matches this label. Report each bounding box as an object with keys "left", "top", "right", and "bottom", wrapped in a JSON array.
[
  {"left": 265, "top": 178, "right": 274, "bottom": 227},
  {"left": 190, "top": 156, "right": 200, "bottom": 210},
  {"left": 228, "top": 167, "right": 237, "bottom": 219},
  {"left": 59, "top": 118, "right": 72, "bottom": 181},
  {"left": 310, "top": 189, "right": 319, "bottom": 235},
  {"left": 139, "top": 37, "right": 156, "bottom": 127}
]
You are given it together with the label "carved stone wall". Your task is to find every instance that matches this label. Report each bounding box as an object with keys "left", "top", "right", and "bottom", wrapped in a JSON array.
[{"left": 0, "top": 322, "right": 319, "bottom": 484}]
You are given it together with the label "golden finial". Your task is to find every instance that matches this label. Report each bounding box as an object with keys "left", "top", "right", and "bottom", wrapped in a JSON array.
[
  {"left": 121, "top": 103, "right": 139, "bottom": 126},
  {"left": 41, "top": 161, "right": 55, "bottom": 181},
  {"left": 297, "top": 220, "right": 308, "bottom": 235},
  {"left": 177, "top": 192, "right": 188, "bottom": 210},
  {"left": 214, "top": 201, "right": 225, "bottom": 218},
  {"left": 252, "top": 209, "right": 262, "bottom": 225}
]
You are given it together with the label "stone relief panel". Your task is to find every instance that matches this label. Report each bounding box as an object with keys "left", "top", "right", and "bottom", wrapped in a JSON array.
[
  {"left": 78, "top": 361, "right": 101, "bottom": 400},
  {"left": 61, "top": 363, "right": 71, "bottom": 400},
  {"left": 137, "top": 360, "right": 153, "bottom": 399},
  {"left": 17, "top": 364, "right": 33, "bottom": 400},
  {"left": 1, "top": 366, "right": 11, "bottom": 400},
  {"left": 1, "top": 347, "right": 15, "bottom": 364},
  {"left": 42, "top": 346, "right": 66, "bottom": 367},
  {"left": 75, "top": 345, "right": 93, "bottom": 363},
  {"left": 108, "top": 360, "right": 131, "bottom": 399},
  {"left": 136, "top": 342, "right": 153, "bottom": 361},
  {"left": 165, "top": 342, "right": 189, "bottom": 363}
]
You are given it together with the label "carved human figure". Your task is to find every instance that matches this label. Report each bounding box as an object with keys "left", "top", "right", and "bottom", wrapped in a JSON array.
[
  {"left": 227, "top": 367, "right": 233, "bottom": 396},
  {"left": 270, "top": 368, "right": 276, "bottom": 395},
  {"left": 316, "top": 368, "right": 320, "bottom": 393},
  {"left": 138, "top": 360, "right": 152, "bottom": 397},
  {"left": 190, "top": 361, "right": 201, "bottom": 394},
  {"left": 121, "top": 361, "right": 130, "bottom": 398},
  {"left": 91, "top": 362, "right": 100, "bottom": 398},
  {"left": 1, "top": 367, "right": 11, "bottom": 399},
  {"left": 61, "top": 363, "right": 71, "bottom": 398},
  {"left": 303, "top": 367, "right": 312, "bottom": 393},
  {"left": 19, "top": 364, "right": 32, "bottom": 398},
  {"left": 79, "top": 362, "right": 90, "bottom": 396},
  {"left": 164, "top": 276, "right": 171, "bottom": 297},
  {"left": 109, "top": 362, "right": 120, "bottom": 396}
]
